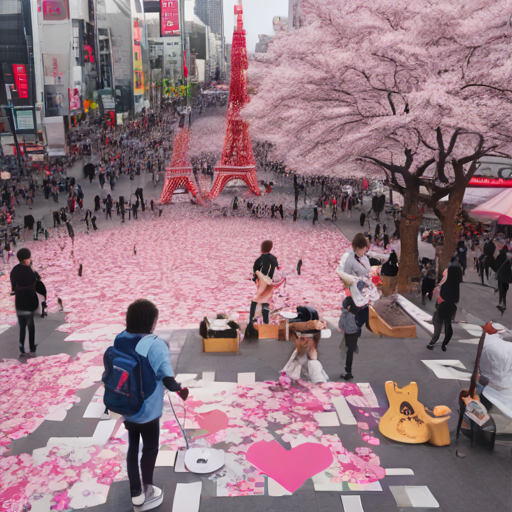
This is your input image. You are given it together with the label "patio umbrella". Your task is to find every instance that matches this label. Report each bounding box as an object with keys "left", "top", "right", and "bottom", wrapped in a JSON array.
[{"left": 470, "top": 188, "right": 512, "bottom": 225}]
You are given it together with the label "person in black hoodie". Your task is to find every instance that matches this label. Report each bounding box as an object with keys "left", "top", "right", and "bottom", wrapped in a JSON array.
[
  {"left": 496, "top": 244, "right": 512, "bottom": 311},
  {"left": 249, "top": 240, "right": 279, "bottom": 324},
  {"left": 10, "top": 248, "right": 39, "bottom": 355},
  {"left": 381, "top": 251, "right": 399, "bottom": 277},
  {"left": 426, "top": 266, "right": 462, "bottom": 352}
]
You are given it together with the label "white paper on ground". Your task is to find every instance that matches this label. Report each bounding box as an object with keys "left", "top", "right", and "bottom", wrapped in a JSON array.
[
  {"left": 332, "top": 396, "right": 357, "bottom": 425},
  {"left": 341, "top": 495, "right": 365, "bottom": 512},
  {"left": 92, "top": 419, "right": 118, "bottom": 443},
  {"left": 45, "top": 402, "right": 74, "bottom": 422},
  {"left": 422, "top": 360, "right": 470, "bottom": 380},
  {"left": 458, "top": 338, "right": 480, "bottom": 345},
  {"left": 238, "top": 372, "right": 256, "bottom": 385},
  {"left": 202, "top": 371, "right": 216, "bottom": 382},
  {"left": 155, "top": 450, "right": 176, "bottom": 467},
  {"left": 28, "top": 494, "right": 54, "bottom": 512},
  {"left": 314, "top": 411, "right": 340, "bottom": 427},
  {"left": 172, "top": 482, "right": 202, "bottom": 512},
  {"left": 174, "top": 450, "right": 190, "bottom": 473},
  {"left": 83, "top": 402, "right": 106, "bottom": 419},
  {"left": 268, "top": 478, "right": 292, "bottom": 496},
  {"left": 224, "top": 429, "right": 244, "bottom": 445},
  {"left": 46, "top": 437, "right": 97, "bottom": 448},
  {"left": 32, "top": 447, "right": 52, "bottom": 465},
  {"left": 175, "top": 374, "right": 198, "bottom": 382},
  {"left": 348, "top": 481, "right": 382, "bottom": 491},
  {"left": 290, "top": 434, "right": 320, "bottom": 448},
  {"left": 357, "top": 383, "right": 380, "bottom": 408},
  {"left": 385, "top": 468, "right": 415, "bottom": 476},
  {"left": 461, "top": 324, "right": 483, "bottom": 336},
  {"left": 314, "top": 481, "right": 343, "bottom": 492},
  {"left": 313, "top": 471, "right": 342, "bottom": 492},
  {"left": 405, "top": 486, "right": 440, "bottom": 508}
]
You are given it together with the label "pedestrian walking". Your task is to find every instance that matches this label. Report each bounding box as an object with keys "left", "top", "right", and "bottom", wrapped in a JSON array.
[
  {"left": 496, "top": 244, "right": 512, "bottom": 311},
  {"left": 426, "top": 266, "right": 462, "bottom": 351},
  {"left": 10, "top": 248, "right": 39, "bottom": 356}
]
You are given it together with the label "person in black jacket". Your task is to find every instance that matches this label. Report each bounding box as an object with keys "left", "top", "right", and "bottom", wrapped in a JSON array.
[
  {"left": 496, "top": 244, "right": 512, "bottom": 311},
  {"left": 381, "top": 251, "right": 399, "bottom": 277},
  {"left": 427, "top": 266, "right": 462, "bottom": 352},
  {"left": 249, "top": 240, "right": 279, "bottom": 324},
  {"left": 10, "top": 248, "right": 39, "bottom": 355},
  {"left": 483, "top": 237, "right": 496, "bottom": 280}
]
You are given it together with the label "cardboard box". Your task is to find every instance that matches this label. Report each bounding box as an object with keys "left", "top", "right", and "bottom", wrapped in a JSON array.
[
  {"left": 256, "top": 324, "right": 280, "bottom": 339},
  {"left": 203, "top": 333, "right": 239, "bottom": 353}
]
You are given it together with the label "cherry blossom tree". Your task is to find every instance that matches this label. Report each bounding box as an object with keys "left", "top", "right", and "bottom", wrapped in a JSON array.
[{"left": 245, "top": 0, "right": 512, "bottom": 280}]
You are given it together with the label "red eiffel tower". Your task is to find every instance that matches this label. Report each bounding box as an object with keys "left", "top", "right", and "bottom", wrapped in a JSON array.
[
  {"left": 160, "top": 128, "right": 204, "bottom": 205},
  {"left": 209, "top": 0, "right": 260, "bottom": 199}
]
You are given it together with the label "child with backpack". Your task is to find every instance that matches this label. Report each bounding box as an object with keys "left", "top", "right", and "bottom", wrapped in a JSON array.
[
  {"left": 338, "top": 296, "right": 367, "bottom": 381},
  {"left": 103, "top": 299, "right": 189, "bottom": 511}
]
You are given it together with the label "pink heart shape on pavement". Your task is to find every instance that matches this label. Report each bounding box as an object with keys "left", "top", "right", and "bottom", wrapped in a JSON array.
[
  {"left": 246, "top": 440, "right": 333, "bottom": 493},
  {"left": 196, "top": 410, "right": 229, "bottom": 437}
]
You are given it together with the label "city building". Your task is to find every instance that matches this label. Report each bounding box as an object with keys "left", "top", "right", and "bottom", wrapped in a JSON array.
[
  {"left": 288, "top": 0, "right": 303, "bottom": 30},
  {"left": 191, "top": 0, "right": 225, "bottom": 80},
  {"left": 255, "top": 34, "right": 272, "bottom": 54},
  {"left": 0, "top": 0, "right": 41, "bottom": 158}
]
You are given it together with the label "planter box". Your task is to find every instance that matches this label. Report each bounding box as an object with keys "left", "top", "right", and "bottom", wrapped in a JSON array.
[
  {"left": 203, "top": 333, "right": 239, "bottom": 353},
  {"left": 256, "top": 324, "right": 280, "bottom": 339},
  {"left": 369, "top": 306, "right": 417, "bottom": 338}
]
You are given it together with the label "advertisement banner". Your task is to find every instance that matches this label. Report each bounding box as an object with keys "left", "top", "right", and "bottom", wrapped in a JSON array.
[
  {"left": 42, "top": 0, "right": 69, "bottom": 21},
  {"left": 161, "top": 0, "right": 180, "bottom": 37},
  {"left": 133, "top": 18, "right": 145, "bottom": 95},
  {"left": 14, "top": 110, "right": 35, "bottom": 131},
  {"left": 13, "top": 64, "right": 29, "bottom": 99},
  {"left": 69, "top": 88, "right": 81, "bottom": 111}
]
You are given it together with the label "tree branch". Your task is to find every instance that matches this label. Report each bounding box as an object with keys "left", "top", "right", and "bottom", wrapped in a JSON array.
[{"left": 460, "top": 83, "right": 512, "bottom": 94}]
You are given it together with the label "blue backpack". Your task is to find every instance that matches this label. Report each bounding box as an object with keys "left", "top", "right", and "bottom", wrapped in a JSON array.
[{"left": 102, "top": 334, "right": 157, "bottom": 416}]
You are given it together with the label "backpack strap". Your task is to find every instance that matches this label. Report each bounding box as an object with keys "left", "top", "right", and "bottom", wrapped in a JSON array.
[{"left": 135, "top": 334, "right": 159, "bottom": 357}]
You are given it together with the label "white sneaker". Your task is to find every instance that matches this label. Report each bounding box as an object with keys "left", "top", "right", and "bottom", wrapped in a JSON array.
[
  {"left": 131, "top": 492, "right": 145, "bottom": 506},
  {"left": 134, "top": 485, "right": 163, "bottom": 511}
]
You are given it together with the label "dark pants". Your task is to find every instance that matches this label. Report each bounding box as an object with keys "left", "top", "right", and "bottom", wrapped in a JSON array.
[
  {"left": 429, "top": 306, "right": 455, "bottom": 347},
  {"left": 124, "top": 418, "right": 160, "bottom": 497},
  {"left": 18, "top": 312, "right": 35, "bottom": 352},
  {"left": 249, "top": 301, "right": 270, "bottom": 324},
  {"left": 344, "top": 332, "right": 359, "bottom": 374},
  {"left": 498, "top": 281, "right": 509, "bottom": 307}
]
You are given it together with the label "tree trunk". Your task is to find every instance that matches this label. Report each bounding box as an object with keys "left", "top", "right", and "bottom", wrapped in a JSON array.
[
  {"left": 437, "top": 184, "right": 466, "bottom": 277},
  {"left": 398, "top": 193, "right": 422, "bottom": 288}
]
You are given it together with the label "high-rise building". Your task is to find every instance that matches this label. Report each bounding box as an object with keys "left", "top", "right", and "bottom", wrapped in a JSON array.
[
  {"left": 192, "top": 0, "right": 224, "bottom": 79},
  {"left": 194, "top": 0, "right": 223, "bottom": 36},
  {"left": 288, "top": 0, "right": 303, "bottom": 30}
]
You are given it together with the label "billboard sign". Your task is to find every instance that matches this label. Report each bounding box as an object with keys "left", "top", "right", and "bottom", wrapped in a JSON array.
[
  {"left": 161, "top": 0, "right": 180, "bottom": 37},
  {"left": 133, "top": 18, "right": 145, "bottom": 95},
  {"left": 42, "top": 0, "right": 69, "bottom": 21},
  {"left": 13, "top": 64, "right": 29, "bottom": 99},
  {"left": 468, "top": 158, "right": 512, "bottom": 188},
  {"left": 14, "top": 110, "right": 35, "bottom": 131},
  {"left": 69, "top": 88, "right": 81, "bottom": 111}
]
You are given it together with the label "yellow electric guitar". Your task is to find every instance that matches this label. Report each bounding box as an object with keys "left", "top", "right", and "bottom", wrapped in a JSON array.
[{"left": 379, "top": 382, "right": 451, "bottom": 447}]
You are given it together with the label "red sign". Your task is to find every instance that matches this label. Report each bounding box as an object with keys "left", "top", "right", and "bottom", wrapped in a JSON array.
[
  {"left": 468, "top": 177, "right": 512, "bottom": 188},
  {"left": 12, "top": 64, "right": 28, "bottom": 99},
  {"left": 161, "top": 0, "right": 180, "bottom": 37}
]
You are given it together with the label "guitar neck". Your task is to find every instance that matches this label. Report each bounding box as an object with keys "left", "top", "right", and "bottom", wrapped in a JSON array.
[{"left": 469, "top": 330, "right": 486, "bottom": 398}]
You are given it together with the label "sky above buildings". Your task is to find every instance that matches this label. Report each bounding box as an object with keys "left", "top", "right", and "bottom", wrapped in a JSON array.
[{"left": 223, "top": 0, "right": 289, "bottom": 52}]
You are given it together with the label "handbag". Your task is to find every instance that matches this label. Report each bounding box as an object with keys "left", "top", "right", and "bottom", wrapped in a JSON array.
[{"left": 255, "top": 269, "right": 272, "bottom": 286}]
